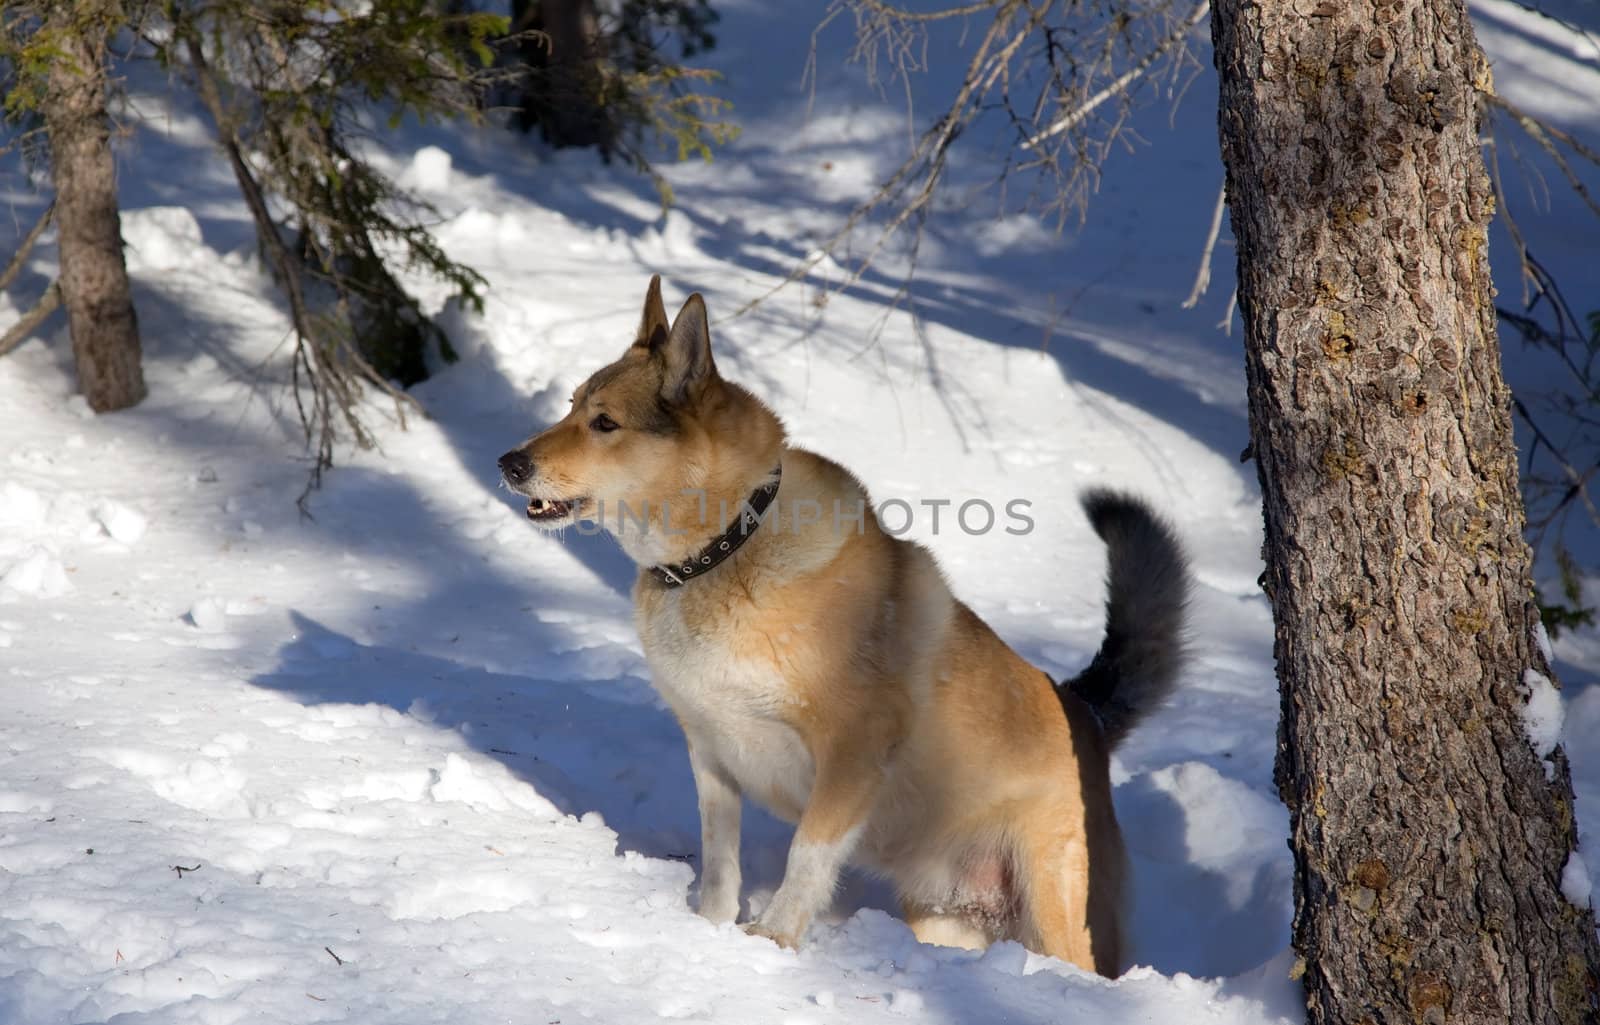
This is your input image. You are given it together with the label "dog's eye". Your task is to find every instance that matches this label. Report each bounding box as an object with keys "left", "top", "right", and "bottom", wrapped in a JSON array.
[{"left": 590, "top": 413, "right": 620, "bottom": 433}]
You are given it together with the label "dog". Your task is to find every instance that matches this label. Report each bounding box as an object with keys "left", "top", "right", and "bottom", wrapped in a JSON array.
[{"left": 498, "top": 276, "right": 1188, "bottom": 976}]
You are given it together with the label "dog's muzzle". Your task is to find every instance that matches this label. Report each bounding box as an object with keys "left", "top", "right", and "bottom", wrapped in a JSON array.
[{"left": 498, "top": 449, "right": 533, "bottom": 488}]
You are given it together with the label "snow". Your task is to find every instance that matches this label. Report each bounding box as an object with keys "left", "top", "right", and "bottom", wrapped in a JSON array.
[
  {"left": 402, "top": 146, "right": 454, "bottom": 192},
  {"left": 0, "top": 1, "right": 1597, "bottom": 1022},
  {"left": 92, "top": 499, "right": 149, "bottom": 546},
  {"left": 120, "top": 207, "right": 206, "bottom": 273},
  {"left": 1535, "top": 619, "right": 1555, "bottom": 665},
  {"left": 1522, "top": 668, "right": 1565, "bottom": 777},
  {"left": 1565, "top": 851, "right": 1595, "bottom": 909},
  {"left": 185, "top": 596, "right": 229, "bottom": 633}
]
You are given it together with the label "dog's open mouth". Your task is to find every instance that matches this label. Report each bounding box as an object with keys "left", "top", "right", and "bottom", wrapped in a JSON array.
[{"left": 526, "top": 497, "right": 583, "bottom": 523}]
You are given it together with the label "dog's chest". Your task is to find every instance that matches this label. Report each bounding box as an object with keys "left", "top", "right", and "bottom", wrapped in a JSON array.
[{"left": 637, "top": 596, "right": 814, "bottom": 821}]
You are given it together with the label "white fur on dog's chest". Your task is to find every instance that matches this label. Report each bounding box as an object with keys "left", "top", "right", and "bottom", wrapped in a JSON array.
[{"left": 638, "top": 598, "right": 815, "bottom": 822}]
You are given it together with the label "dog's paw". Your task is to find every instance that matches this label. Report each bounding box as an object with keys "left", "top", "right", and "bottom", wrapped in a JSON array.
[
  {"left": 742, "top": 920, "right": 800, "bottom": 950},
  {"left": 696, "top": 896, "right": 738, "bottom": 925}
]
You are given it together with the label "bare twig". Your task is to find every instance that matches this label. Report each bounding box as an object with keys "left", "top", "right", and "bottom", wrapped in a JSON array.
[
  {"left": 1217, "top": 287, "right": 1237, "bottom": 334},
  {"left": 1482, "top": 91, "right": 1600, "bottom": 220},
  {"left": 0, "top": 279, "right": 61, "bottom": 357},
  {"left": 181, "top": 28, "right": 424, "bottom": 509},
  {"left": 1183, "top": 177, "right": 1226, "bottom": 309},
  {"left": 737, "top": 0, "right": 1210, "bottom": 324},
  {"left": 1484, "top": 131, "right": 1537, "bottom": 306},
  {"left": 0, "top": 125, "right": 48, "bottom": 164},
  {"left": 1504, "top": 255, "right": 1600, "bottom": 406},
  {"left": 738, "top": 0, "right": 1039, "bottom": 319},
  {"left": 1514, "top": 397, "right": 1600, "bottom": 538},
  {"left": 847, "top": 0, "right": 1002, "bottom": 24},
  {"left": 0, "top": 201, "right": 55, "bottom": 294},
  {"left": 183, "top": 33, "right": 345, "bottom": 488},
  {"left": 1023, "top": 0, "right": 1210, "bottom": 150}
]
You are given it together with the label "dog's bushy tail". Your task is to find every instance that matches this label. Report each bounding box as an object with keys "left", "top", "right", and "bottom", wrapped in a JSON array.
[{"left": 1064, "top": 488, "right": 1190, "bottom": 749}]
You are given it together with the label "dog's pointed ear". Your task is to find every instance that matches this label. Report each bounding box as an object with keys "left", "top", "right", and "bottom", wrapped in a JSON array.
[
  {"left": 658, "top": 292, "right": 717, "bottom": 404},
  {"left": 634, "top": 274, "right": 670, "bottom": 351}
]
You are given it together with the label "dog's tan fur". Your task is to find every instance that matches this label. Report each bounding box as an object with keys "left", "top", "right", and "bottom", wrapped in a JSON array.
[{"left": 501, "top": 277, "right": 1150, "bottom": 975}]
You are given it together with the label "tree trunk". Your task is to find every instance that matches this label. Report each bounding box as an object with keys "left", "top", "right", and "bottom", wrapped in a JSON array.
[
  {"left": 1211, "top": 1, "right": 1600, "bottom": 1022},
  {"left": 42, "top": 2, "right": 145, "bottom": 412},
  {"left": 509, "top": 0, "right": 613, "bottom": 155}
]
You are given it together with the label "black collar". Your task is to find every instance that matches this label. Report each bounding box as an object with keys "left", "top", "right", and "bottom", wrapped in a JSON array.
[{"left": 649, "top": 467, "right": 782, "bottom": 588}]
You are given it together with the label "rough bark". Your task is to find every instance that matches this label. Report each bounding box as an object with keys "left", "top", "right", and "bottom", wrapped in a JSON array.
[
  {"left": 42, "top": 2, "right": 145, "bottom": 412},
  {"left": 1211, "top": 1, "right": 1600, "bottom": 1023}
]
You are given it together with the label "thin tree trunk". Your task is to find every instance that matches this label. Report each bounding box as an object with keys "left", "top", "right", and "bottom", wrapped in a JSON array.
[
  {"left": 42, "top": 2, "right": 145, "bottom": 412},
  {"left": 1211, "top": 1, "right": 1600, "bottom": 1022}
]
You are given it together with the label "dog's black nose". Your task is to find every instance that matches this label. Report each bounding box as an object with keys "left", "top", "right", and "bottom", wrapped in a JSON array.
[{"left": 498, "top": 449, "right": 533, "bottom": 485}]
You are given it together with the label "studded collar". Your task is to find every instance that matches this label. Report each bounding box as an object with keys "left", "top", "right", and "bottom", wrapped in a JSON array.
[{"left": 648, "top": 467, "right": 782, "bottom": 588}]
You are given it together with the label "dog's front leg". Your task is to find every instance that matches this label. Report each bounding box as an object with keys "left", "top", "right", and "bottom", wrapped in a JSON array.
[
  {"left": 687, "top": 738, "right": 742, "bottom": 924},
  {"left": 748, "top": 748, "right": 881, "bottom": 949}
]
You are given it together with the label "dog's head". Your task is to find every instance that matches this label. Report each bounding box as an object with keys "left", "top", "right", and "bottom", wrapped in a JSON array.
[{"left": 498, "top": 276, "right": 783, "bottom": 560}]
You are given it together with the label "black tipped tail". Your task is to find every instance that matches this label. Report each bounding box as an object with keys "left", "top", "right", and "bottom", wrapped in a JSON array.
[{"left": 1065, "top": 488, "right": 1190, "bottom": 749}]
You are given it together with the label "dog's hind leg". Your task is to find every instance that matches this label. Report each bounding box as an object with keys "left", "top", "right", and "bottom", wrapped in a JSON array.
[
  {"left": 1015, "top": 821, "right": 1111, "bottom": 974},
  {"left": 687, "top": 737, "right": 742, "bottom": 924}
]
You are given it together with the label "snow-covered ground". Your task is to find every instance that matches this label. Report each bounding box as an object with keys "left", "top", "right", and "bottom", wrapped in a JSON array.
[{"left": 2, "top": 2, "right": 1597, "bottom": 1022}]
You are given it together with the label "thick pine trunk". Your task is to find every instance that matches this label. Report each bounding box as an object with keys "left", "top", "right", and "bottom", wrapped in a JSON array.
[
  {"left": 510, "top": 0, "right": 613, "bottom": 154},
  {"left": 43, "top": 3, "right": 145, "bottom": 412},
  {"left": 1211, "top": 1, "right": 1600, "bottom": 1022}
]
